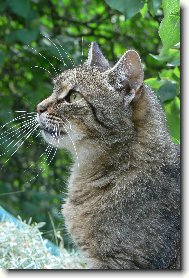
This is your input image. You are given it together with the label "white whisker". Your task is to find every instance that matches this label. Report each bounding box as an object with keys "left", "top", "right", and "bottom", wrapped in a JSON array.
[
  {"left": 0, "top": 190, "right": 25, "bottom": 196},
  {"left": 23, "top": 140, "right": 52, "bottom": 175},
  {"left": 14, "top": 111, "right": 37, "bottom": 114},
  {"left": 14, "top": 110, "right": 27, "bottom": 113},
  {"left": 45, "top": 125, "right": 59, "bottom": 167},
  {"left": 39, "top": 145, "right": 51, "bottom": 158},
  {"left": 47, "top": 146, "right": 57, "bottom": 166},
  {"left": 64, "top": 118, "right": 72, "bottom": 130},
  {"left": 30, "top": 147, "right": 56, "bottom": 183},
  {"left": 34, "top": 131, "right": 41, "bottom": 138},
  {"left": 26, "top": 125, "right": 58, "bottom": 184},
  {"left": 63, "top": 124, "right": 79, "bottom": 168},
  {"left": 41, "top": 34, "right": 67, "bottom": 67},
  {"left": 0, "top": 117, "right": 36, "bottom": 137},
  {"left": 0, "top": 114, "right": 36, "bottom": 130},
  {"left": 0, "top": 121, "right": 37, "bottom": 156},
  {"left": 31, "top": 66, "right": 52, "bottom": 75},
  {"left": 52, "top": 55, "right": 62, "bottom": 63},
  {"left": 55, "top": 39, "right": 75, "bottom": 68},
  {"left": 0, "top": 119, "right": 36, "bottom": 145},
  {"left": 81, "top": 36, "right": 84, "bottom": 63},
  {"left": 23, "top": 144, "right": 53, "bottom": 176},
  {"left": 1, "top": 123, "right": 39, "bottom": 169},
  {"left": 28, "top": 45, "right": 58, "bottom": 74}
]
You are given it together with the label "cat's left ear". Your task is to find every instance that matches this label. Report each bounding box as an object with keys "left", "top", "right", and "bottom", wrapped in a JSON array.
[
  {"left": 86, "top": 42, "right": 110, "bottom": 70},
  {"left": 105, "top": 50, "right": 144, "bottom": 96}
]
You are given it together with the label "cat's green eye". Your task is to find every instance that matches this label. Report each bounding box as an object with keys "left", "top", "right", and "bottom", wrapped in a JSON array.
[{"left": 67, "top": 90, "right": 82, "bottom": 103}]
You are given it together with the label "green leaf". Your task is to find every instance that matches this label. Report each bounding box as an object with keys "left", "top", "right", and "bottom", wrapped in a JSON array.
[
  {"left": 104, "top": 0, "right": 145, "bottom": 19},
  {"left": 159, "top": 68, "right": 180, "bottom": 81},
  {"left": 140, "top": 3, "right": 148, "bottom": 18},
  {"left": 162, "top": 0, "right": 180, "bottom": 16},
  {"left": 148, "top": 0, "right": 162, "bottom": 16},
  {"left": 144, "top": 77, "right": 163, "bottom": 91},
  {"left": 157, "top": 81, "right": 177, "bottom": 102},
  {"left": 7, "top": 0, "right": 30, "bottom": 19},
  {"left": 0, "top": 2, "right": 7, "bottom": 12},
  {"left": 0, "top": 50, "right": 5, "bottom": 69},
  {"left": 16, "top": 29, "right": 39, "bottom": 44},
  {"left": 159, "top": 0, "right": 180, "bottom": 54},
  {"left": 6, "top": 28, "right": 39, "bottom": 44},
  {"left": 150, "top": 48, "right": 180, "bottom": 66}
]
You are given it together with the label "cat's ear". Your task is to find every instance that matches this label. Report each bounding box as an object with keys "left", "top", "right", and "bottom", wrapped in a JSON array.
[
  {"left": 106, "top": 50, "right": 144, "bottom": 95},
  {"left": 86, "top": 42, "right": 110, "bottom": 70}
]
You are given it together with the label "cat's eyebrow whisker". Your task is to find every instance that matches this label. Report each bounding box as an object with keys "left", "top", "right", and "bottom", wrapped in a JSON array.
[
  {"left": 31, "top": 66, "right": 52, "bottom": 76},
  {"left": 81, "top": 36, "right": 84, "bottom": 63},
  {"left": 1, "top": 123, "right": 39, "bottom": 169},
  {"left": 52, "top": 55, "right": 62, "bottom": 63},
  {"left": 55, "top": 38, "right": 75, "bottom": 68},
  {"left": 28, "top": 45, "right": 58, "bottom": 74},
  {"left": 41, "top": 33, "right": 67, "bottom": 68},
  {"left": 73, "top": 67, "right": 78, "bottom": 86},
  {"left": 0, "top": 119, "right": 36, "bottom": 146}
]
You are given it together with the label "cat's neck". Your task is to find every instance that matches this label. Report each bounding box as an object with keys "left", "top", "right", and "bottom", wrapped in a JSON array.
[{"left": 68, "top": 86, "right": 175, "bottom": 189}]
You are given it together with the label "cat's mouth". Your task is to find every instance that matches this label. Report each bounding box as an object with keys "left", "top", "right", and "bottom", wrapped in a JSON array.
[{"left": 41, "top": 127, "right": 66, "bottom": 137}]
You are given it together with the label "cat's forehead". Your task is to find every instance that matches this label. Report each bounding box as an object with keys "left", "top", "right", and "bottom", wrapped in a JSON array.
[{"left": 53, "top": 66, "right": 106, "bottom": 93}]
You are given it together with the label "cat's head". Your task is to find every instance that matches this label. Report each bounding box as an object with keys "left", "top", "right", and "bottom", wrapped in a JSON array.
[{"left": 36, "top": 42, "right": 144, "bottom": 152}]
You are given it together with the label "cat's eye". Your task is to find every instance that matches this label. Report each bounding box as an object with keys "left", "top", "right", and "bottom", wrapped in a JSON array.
[{"left": 66, "top": 90, "right": 82, "bottom": 103}]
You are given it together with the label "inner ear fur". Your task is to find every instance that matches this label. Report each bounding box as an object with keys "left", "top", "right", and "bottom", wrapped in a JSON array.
[
  {"left": 86, "top": 42, "right": 110, "bottom": 70},
  {"left": 106, "top": 50, "right": 144, "bottom": 95}
]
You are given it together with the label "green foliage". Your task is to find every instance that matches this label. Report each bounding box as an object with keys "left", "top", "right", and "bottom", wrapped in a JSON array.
[
  {"left": 7, "top": 0, "right": 31, "bottom": 18},
  {"left": 0, "top": 0, "right": 180, "bottom": 248},
  {"left": 159, "top": 0, "right": 180, "bottom": 54},
  {"left": 104, "top": 0, "right": 145, "bottom": 19},
  {"left": 148, "top": 0, "right": 162, "bottom": 16}
]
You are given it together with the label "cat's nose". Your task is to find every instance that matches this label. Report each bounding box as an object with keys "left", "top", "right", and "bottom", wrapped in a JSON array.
[
  {"left": 36, "top": 101, "right": 48, "bottom": 114},
  {"left": 37, "top": 96, "right": 55, "bottom": 114}
]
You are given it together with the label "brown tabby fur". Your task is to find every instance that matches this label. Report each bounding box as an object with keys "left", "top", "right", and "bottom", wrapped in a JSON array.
[{"left": 37, "top": 42, "right": 180, "bottom": 269}]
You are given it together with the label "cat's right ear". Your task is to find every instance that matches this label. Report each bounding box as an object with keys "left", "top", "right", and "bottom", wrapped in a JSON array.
[
  {"left": 85, "top": 42, "right": 110, "bottom": 70},
  {"left": 104, "top": 50, "right": 144, "bottom": 99}
]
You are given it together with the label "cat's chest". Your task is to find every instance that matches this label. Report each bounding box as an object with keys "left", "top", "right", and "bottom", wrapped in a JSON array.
[
  {"left": 62, "top": 193, "right": 98, "bottom": 252},
  {"left": 62, "top": 178, "right": 111, "bottom": 248}
]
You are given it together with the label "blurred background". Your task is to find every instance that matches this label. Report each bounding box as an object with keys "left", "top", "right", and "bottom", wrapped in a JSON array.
[{"left": 0, "top": 0, "right": 180, "bottom": 250}]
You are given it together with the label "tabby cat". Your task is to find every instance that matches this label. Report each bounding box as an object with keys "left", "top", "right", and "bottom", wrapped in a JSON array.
[{"left": 36, "top": 42, "right": 180, "bottom": 269}]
